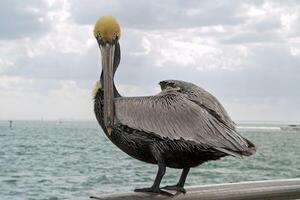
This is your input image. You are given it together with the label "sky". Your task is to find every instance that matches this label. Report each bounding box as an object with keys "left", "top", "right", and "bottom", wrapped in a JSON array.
[{"left": 0, "top": 0, "right": 299, "bottom": 122}]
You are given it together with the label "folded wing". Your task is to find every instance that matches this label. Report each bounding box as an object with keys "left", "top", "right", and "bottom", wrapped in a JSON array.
[
  {"left": 161, "top": 80, "right": 236, "bottom": 129},
  {"left": 114, "top": 90, "right": 255, "bottom": 157}
]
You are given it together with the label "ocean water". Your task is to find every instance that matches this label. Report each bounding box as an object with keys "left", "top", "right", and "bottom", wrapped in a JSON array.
[{"left": 0, "top": 120, "right": 299, "bottom": 200}]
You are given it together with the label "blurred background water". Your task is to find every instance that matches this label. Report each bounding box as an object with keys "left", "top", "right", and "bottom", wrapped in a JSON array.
[{"left": 0, "top": 120, "right": 299, "bottom": 200}]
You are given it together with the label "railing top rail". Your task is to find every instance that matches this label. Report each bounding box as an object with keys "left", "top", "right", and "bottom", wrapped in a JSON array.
[{"left": 70, "top": 178, "right": 300, "bottom": 200}]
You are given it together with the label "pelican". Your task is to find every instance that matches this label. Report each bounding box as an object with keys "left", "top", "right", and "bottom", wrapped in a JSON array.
[{"left": 93, "top": 15, "right": 256, "bottom": 195}]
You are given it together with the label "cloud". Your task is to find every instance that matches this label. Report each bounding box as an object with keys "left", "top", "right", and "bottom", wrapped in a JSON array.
[
  {"left": 0, "top": 0, "right": 300, "bottom": 121},
  {"left": 0, "top": 0, "right": 52, "bottom": 39},
  {"left": 0, "top": 76, "right": 94, "bottom": 120},
  {"left": 0, "top": 0, "right": 96, "bottom": 80},
  {"left": 69, "top": 0, "right": 248, "bottom": 29}
]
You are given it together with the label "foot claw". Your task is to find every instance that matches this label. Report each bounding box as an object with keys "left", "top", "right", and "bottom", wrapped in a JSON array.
[
  {"left": 161, "top": 185, "right": 186, "bottom": 194},
  {"left": 134, "top": 187, "right": 174, "bottom": 196}
]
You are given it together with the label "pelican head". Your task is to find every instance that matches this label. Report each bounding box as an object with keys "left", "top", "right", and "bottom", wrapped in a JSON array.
[
  {"left": 94, "top": 15, "right": 121, "bottom": 131},
  {"left": 94, "top": 15, "right": 121, "bottom": 45}
]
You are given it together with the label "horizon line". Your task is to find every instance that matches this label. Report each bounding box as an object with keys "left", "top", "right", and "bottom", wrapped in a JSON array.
[{"left": 0, "top": 118, "right": 299, "bottom": 124}]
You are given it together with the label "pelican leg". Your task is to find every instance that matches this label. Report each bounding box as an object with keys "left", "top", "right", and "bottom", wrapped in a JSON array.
[
  {"left": 134, "top": 163, "right": 172, "bottom": 196},
  {"left": 161, "top": 167, "right": 190, "bottom": 193}
]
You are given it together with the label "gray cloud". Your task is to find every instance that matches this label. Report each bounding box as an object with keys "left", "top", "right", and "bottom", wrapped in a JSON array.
[
  {"left": 3, "top": 30, "right": 300, "bottom": 100},
  {"left": 249, "top": 16, "right": 282, "bottom": 32},
  {"left": 4, "top": 46, "right": 100, "bottom": 81},
  {"left": 69, "top": 0, "right": 248, "bottom": 29},
  {"left": 0, "top": 0, "right": 52, "bottom": 39},
  {"left": 1, "top": 0, "right": 300, "bottom": 120},
  {"left": 220, "top": 31, "right": 284, "bottom": 44}
]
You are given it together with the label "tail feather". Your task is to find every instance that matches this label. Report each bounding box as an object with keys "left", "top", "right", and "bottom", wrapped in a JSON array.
[
  {"left": 216, "top": 139, "right": 256, "bottom": 158},
  {"left": 241, "top": 139, "right": 256, "bottom": 156}
]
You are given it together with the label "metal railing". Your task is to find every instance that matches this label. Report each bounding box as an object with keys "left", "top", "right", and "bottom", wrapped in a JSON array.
[{"left": 71, "top": 178, "right": 300, "bottom": 200}]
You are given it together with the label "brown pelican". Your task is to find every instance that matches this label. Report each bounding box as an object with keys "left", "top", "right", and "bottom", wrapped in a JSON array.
[{"left": 93, "top": 15, "right": 256, "bottom": 196}]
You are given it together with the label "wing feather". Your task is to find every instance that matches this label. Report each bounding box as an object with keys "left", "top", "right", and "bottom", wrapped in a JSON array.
[
  {"left": 114, "top": 90, "right": 255, "bottom": 156},
  {"left": 161, "top": 80, "right": 236, "bottom": 129}
]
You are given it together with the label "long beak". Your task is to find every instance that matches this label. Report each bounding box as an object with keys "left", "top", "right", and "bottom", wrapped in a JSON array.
[{"left": 101, "top": 43, "right": 115, "bottom": 130}]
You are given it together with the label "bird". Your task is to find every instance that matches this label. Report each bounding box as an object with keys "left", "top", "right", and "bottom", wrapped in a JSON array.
[{"left": 93, "top": 15, "right": 256, "bottom": 196}]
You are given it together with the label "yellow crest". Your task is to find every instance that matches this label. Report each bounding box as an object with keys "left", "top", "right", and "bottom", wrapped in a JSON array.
[{"left": 94, "top": 15, "right": 121, "bottom": 43}]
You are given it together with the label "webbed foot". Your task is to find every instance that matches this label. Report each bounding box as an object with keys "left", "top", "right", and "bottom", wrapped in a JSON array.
[
  {"left": 161, "top": 185, "right": 186, "bottom": 194},
  {"left": 134, "top": 187, "right": 173, "bottom": 196}
]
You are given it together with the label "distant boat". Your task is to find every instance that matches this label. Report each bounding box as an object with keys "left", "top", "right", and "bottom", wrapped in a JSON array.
[
  {"left": 57, "top": 120, "right": 63, "bottom": 125},
  {"left": 9, "top": 120, "right": 13, "bottom": 129},
  {"left": 280, "top": 124, "right": 300, "bottom": 131}
]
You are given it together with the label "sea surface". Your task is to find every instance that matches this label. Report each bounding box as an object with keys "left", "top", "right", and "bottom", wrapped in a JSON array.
[{"left": 0, "top": 120, "right": 299, "bottom": 200}]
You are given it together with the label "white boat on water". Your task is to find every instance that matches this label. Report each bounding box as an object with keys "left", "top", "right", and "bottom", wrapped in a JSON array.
[{"left": 280, "top": 124, "right": 300, "bottom": 131}]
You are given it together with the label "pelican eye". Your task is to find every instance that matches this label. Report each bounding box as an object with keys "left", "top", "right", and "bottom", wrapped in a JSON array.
[
  {"left": 111, "top": 32, "right": 120, "bottom": 43},
  {"left": 112, "top": 32, "right": 118, "bottom": 40},
  {"left": 95, "top": 32, "right": 102, "bottom": 40}
]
